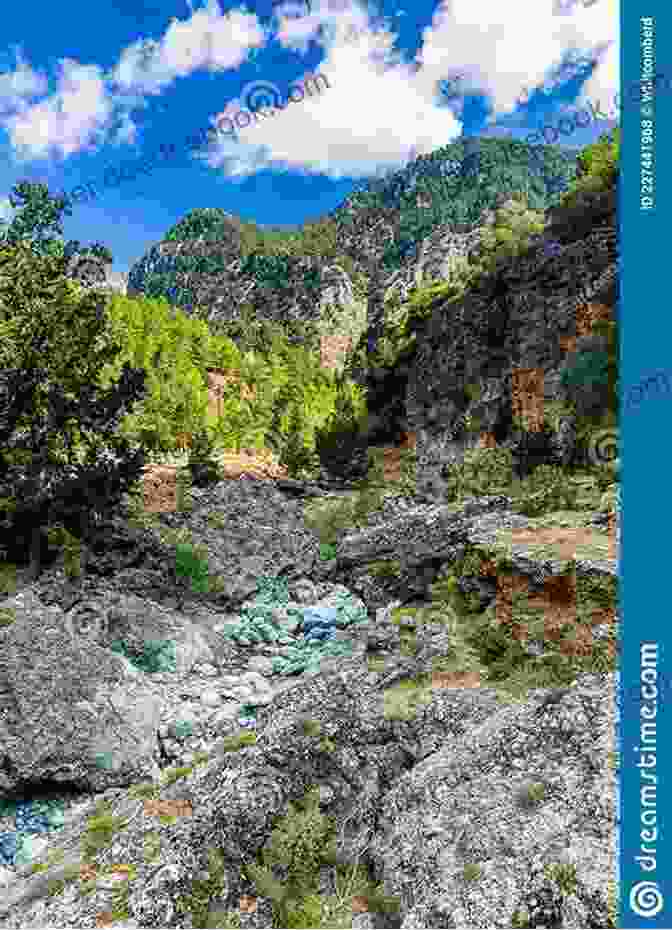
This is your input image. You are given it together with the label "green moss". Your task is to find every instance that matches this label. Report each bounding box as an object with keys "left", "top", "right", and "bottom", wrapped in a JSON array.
[
  {"left": 46, "top": 862, "right": 81, "bottom": 898},
  {"left": 545, "top": 862, "right": 578, "bottom": 897},
  {"left": 367, "top": 559, "right": 402, "bottom": 579},
  {"left": 462, "top": 863, "right": 482, "bottom": 882},
  {"left": 143, "top": 830, "right": 162, "bottom": 864},
  {"left": 515, "top": 781, "right": 546, "bottom": 809},
  {"left": 301, "top": 718, "right": 322, "bottom": 738},
  {"left": 159, "top": 814, "right": 179, "bottom": 826},
  {"left": 606, "top": 879, "right": 619, "bottom": 928},
  {"left": 383, "top": 674, "right": 434, "bottom": 721},
  {"left": 207, "top": 573, "right": 228, "bottom": 593},
  {"left": 0, "top": 560, "right": 19, "bottom": 597},
  {"left": 160, "top": 764, "right": 195, "bottom": 787},
  {"left": 128, "top": 781, "right": 161, "bottom": 801},
  {"left": 81, "top": 802, "right": 128, "bottom": 863},
  {"left": 511, "top": 907, "right": 531, "bottom": 928},
  {"left": 218, "top": 731, "right": 257, "bottom": 753},
  {"left": 47, "top": 878, "right": 67, "bottom": 897},
  {"left": 367, "top": 655, "right": 388, "bottom": 674},
  {"left": 0, "top": 606, "right": 16, "bottom": 627}
]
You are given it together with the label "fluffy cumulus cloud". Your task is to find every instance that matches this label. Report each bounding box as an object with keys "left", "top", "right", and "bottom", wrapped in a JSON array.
[
  {"left": 0, "top": 0, "right": 617, "bottom": 171},
  {"left": 199, "top": 0, "right": 459, "bottom": 181},
  {"left": 0, "top": 47, "right": 49, "bottom": 117},
  {"left": 111, "top": 0, "right": 266, "bottom": 94},
  {"left": 5, "top": 60, "right": 114, "bottom": 160},
  {"left": 198, "top": 0, "right": 617, "bottom": 179},
  {"left": 415, "top": 0, "right": 617, "bottom": 122},
  {"left": 0, "top": 0, "right": 266, "bottom": 160}
]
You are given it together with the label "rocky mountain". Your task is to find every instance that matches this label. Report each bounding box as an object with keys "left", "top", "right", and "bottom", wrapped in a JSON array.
[
  {"left": 0, "top": 134, "right": 620, "bottom": 929},
  {"left": 126, "top": 137, "right": 580, "bottom": 335},
  {"left": 405, "top": 184, "right": 618, "bottom": 496}
]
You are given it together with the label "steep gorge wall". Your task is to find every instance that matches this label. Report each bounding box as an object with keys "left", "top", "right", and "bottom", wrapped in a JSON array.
[{"left": 405, "top": 187, "right": 617, "bottom": 491}]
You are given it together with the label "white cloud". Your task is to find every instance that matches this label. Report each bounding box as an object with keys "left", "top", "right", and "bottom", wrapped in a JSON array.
[
  {"left": 0, "top": 0, "right": 617, "bottom": 172},
  {"left": 415, "top": 0, "right": 617, "bottom": 124},
  {"left": 111, "top": 0, "right": 266, "bottom": 94},
  {"left": 0, "top": 47, "right": 49, "bottom": 115},
  {"left": 0, "top": 196, "right": 17, "bottom": 225},
  {"left": 5, "top": 60, "right": 113, "bottom": 160},
  {"left": 0, "top": 0, "right": 266, "bottom": 160},
  {"left": 199, "top": 1, "right": 461, "bottom": 180},
  {"left": 198, "top": 0, "right": 617, "bottom": 181}
]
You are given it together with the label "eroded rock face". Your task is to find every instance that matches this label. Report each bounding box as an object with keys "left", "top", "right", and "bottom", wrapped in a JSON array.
[
  {"left": 406, "top": 190, "right": 618, "bottom": 492},
  {"left": 0, "top": 653, "right": 618, "bottom": 929},
  {"left": 127, "top": 240, "right": 364, "bottom": 346},
  {"left": 0, "top": 462, "right": 618, "bottom": 927}
]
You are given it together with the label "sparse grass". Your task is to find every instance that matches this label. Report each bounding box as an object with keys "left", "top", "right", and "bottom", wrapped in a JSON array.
[
  {"left": 215, "top": 731, "right": 257, "bottom": 753},
  {"left": 515, "top": 781, "right": 547, "bottom": 809},
  {"left": 545, "top": 862, "right": 578, "bottom": 897},
  {"left": 462, "top": 863, "right": 482, "bottom": 882},
  {"left": 160, "top": 764, "right": 196, "bottom": 787},
  {"left": 367, "top": 559, "right": 402, "bottom": 579},
  {"left": 80, "top": 802, "right": 128, "bottom": 863},
  {"left": 383, "top": 674, "right": 434, "bottom": 721},
  {"left": 510, "top": 907, "right": 531, "bottom": 928}
]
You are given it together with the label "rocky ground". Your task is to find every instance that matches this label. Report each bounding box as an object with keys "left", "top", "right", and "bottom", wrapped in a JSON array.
[{"left": 0, "top": 443, "right": 620, "bottom": 929}]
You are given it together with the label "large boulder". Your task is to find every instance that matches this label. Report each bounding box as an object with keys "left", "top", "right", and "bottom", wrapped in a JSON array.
[
  {"left": 0, "top": 659, "right": 617, "bottom": 929},
  {"left": 0, "top": 588, "right": 164, "bottom": 797}
]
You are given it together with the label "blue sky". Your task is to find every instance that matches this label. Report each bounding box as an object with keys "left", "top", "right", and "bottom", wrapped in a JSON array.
[{"left": 0, "top": 0, "right": 618, "bottom": 276}]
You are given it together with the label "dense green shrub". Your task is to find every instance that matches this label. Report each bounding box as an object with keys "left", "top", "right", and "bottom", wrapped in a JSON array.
[
  {"left": 277, "top": 405, "right": 321, "bottom": 479},
  {"left": 511, "top": 464, "right": 578, "bottom": 516},
  {"left": 0, "top": 243, "right": 150, "bottom": 577},
  {"left": 187, "top": 428, "right": 221, "bottom": 487},
  {"left": 313, "top": 378, "right": 369, "bottom": 480},
  {"left": 174, "top": 542, "right": 211, "bottom": 593},
  {"left": 474, "top": 193, "right": 546, "bottom": 273},
  {"left": 441, "top": 447, "right": 515, "bottom": 502},
  {"left": 244, "top": 786, "right": 338, "bottom": 928},
  {"left": 559, "top": 129, "right": 619, "bottom": 209}
]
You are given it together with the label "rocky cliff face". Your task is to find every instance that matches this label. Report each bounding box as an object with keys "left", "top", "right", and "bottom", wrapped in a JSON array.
[
  {"left": 125, "top": 140, "right": 578, "bottom": 357},
  {"left": 65, "top": 254, "right": 128, "bottom": 295},
  {"left": 127, "top": 238, "right": 366, "bottom": 352},
  {"left": 406, "top": 186, "right": 618, "bottom": 495}
]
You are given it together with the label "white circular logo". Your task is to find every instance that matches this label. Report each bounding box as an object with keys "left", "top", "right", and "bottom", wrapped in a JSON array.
[{"left": 630, "top": 881, "right": 664, "bottom": 918}]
